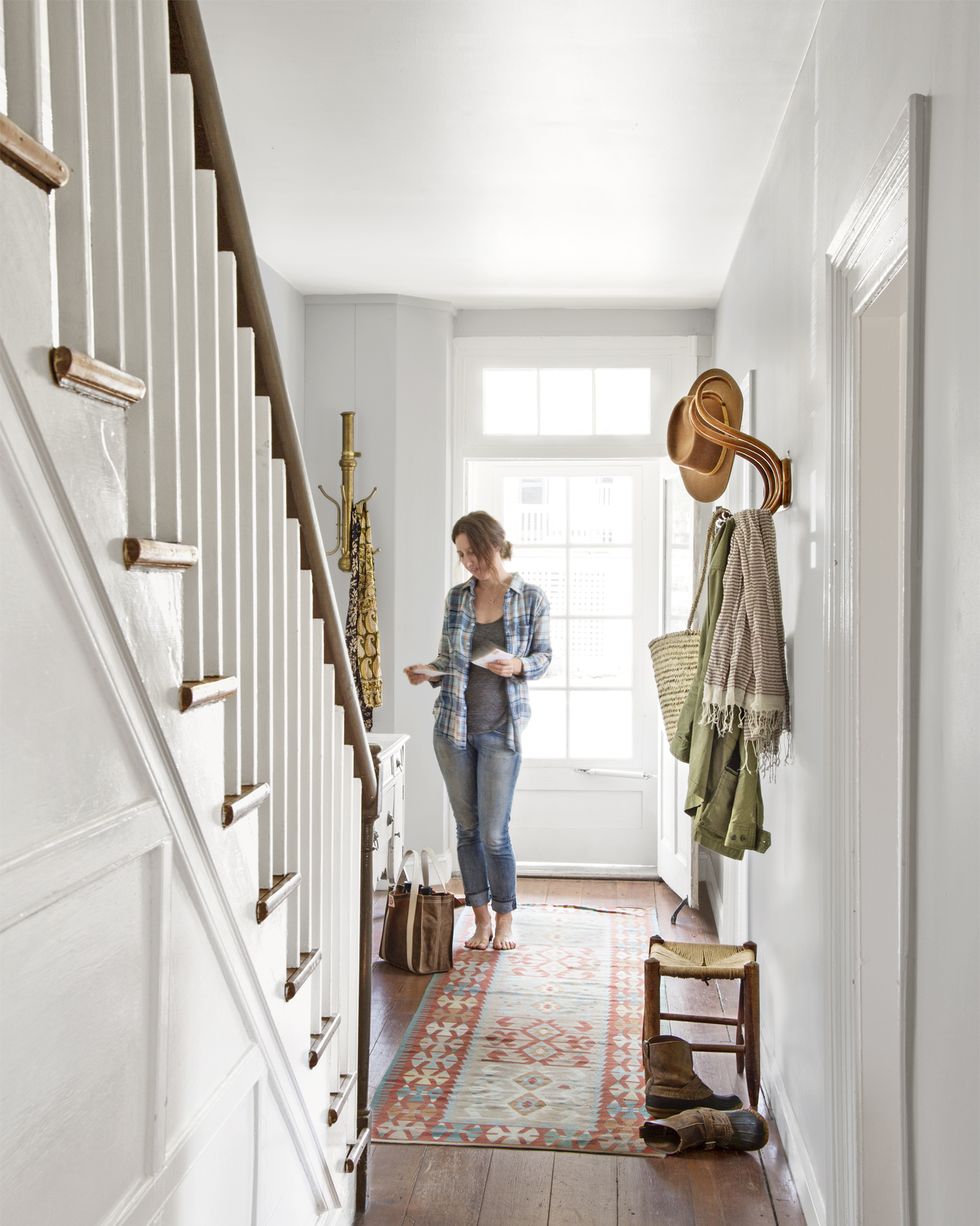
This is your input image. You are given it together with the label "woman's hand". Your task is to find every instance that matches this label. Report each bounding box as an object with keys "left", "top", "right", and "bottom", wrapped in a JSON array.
[
  {"left": 404, "top": 664, "right": 432, "bottom": 686},
  {"left": 486, "top": 657, "right": 523, "bottom": 678}
]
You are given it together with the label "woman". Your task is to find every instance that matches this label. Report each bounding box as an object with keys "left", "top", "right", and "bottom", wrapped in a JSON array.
[{"left": 405, "top": 511, "right": 551, "bottom": 951}]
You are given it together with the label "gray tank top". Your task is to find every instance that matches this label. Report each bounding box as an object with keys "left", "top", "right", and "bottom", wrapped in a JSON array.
[{"left": 466, "top": 618, "right": 510, "bottom": 734}]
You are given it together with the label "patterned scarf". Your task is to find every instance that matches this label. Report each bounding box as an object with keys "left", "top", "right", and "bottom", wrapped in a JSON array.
[
  {"left": 345, "top": 502, "right": 382, "bottom": 729},
  {"left": 701, "top": 508, "right": 790, "bottom": 775}
]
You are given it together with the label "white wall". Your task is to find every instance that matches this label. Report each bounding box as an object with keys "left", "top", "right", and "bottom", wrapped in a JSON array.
[
  {"left": 713, "top": 3, "right": 979, "bottom": 1221},
  {"left": 304, "top": 297, "right": 453, "bottom": 855},
  {"left": 260, "top": 258, "right": 307, "bottom": 439},
  {"left": 454, "top": 307, "right": 714, "bottom": 338}
]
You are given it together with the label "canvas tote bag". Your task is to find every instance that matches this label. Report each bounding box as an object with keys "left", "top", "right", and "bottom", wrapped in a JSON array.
[
  {"left": 648, "top": 507, "right": 730, "bottom": 742},
  {"left": 379, "top": 848, "right": 459, "bottom": 974}
]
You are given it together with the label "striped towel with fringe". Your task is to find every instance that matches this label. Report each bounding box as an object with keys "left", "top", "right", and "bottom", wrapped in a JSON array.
[{"left": 701, "top": 508, "right": 790, "bottom": 776}]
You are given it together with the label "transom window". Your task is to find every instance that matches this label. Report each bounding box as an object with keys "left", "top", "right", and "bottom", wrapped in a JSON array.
[{"left": 483, "top": 367, "right": 652, "bottom": 435}]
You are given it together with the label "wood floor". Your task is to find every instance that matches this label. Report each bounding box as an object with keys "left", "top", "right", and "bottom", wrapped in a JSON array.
[{"left": 358, "top": 877, "right": 804, "bottom": 1226}]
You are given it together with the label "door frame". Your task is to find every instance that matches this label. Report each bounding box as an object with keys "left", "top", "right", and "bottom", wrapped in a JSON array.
[
  {"left": 463, "top": 456, "right": 661, "bottom": 877},
  {"left": 826, "top": 94, "right": 928, "bottom": 1226}
]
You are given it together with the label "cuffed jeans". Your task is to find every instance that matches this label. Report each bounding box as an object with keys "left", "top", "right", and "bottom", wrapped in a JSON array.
[{"left": 434, "top": 728, "right": 521, "bottom": 914}]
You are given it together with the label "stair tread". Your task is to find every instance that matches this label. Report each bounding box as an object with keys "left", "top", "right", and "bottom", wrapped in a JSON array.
[{"left": 255, "top": 872, "right": 300, "bottom": 924}]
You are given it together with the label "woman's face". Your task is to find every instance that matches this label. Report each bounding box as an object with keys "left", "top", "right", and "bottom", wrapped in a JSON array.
[{"left": 455, "top": 533, "right": 494, "bottom": 579}]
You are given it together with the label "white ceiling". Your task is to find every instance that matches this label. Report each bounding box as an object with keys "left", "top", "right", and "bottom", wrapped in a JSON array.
[{"left": 199, "top": 0, "right": 821, "bottom": 307}]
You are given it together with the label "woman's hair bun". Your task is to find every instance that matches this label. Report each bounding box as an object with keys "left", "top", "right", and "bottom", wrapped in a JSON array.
[{"left": 500, "top": 539, "right": 513, "bottom": 560}]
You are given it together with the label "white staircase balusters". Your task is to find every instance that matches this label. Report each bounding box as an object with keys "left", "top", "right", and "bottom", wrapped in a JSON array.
[
  {"left": 332, "top": 713, "right": 349, "bottom": 1094},
  {"left": 237, "top": 329, "right": 259, "bottom": 791},
  {"left": 310, "top": 645, "right": 330, "bottom": 1037},
  {"left": 320, "top": 673, "right": 339, "bottom": 1038},
  {"left": 3, "top": 0, "right": 53, "bottom": 150},
  {"left": 113, "top": 0, "right": 153, "bottom": 537},
  {"left": 284, "top": 521, "right": 303, "bottom": 970},
  {"left": 216, "top": 252, "right": 241, "bottom": 792},
  {"left": 81, "top": 0, "right": 123, "bottom": 371},
  {"left": 270, "top": 461, "right": 290, "bottom": 886},
  {"left": 344, "top": 749, "right": 360, "bottom": 1089},
  {"left": 299, "top": 575, "right": 315, "bottom": 963},
  {"left": 171, "top": 73, "right": 205, "bottom": 681},
  {"left": 139, "top": 0, "right": 180, "bottom": 542},
  {"left": 46, "top": 0, "right": 94, "bottom": 356},
  {"left": 254, "top": 396, "right": 275, "bottom": 890},
  {"left": 195, "top": 169, "right": 223, "bottom": 676}
]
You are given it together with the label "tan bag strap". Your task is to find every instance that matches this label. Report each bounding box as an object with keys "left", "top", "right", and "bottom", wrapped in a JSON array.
[
  {"left": 686, "top": 507, "right": 731, "bottom": 631},
  {"left": 395, "top": 849, "right": 450, "bottom": 971}
]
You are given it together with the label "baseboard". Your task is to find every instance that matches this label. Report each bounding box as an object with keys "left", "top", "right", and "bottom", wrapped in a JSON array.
[
  {"left": 761, "top": 1024, "right": 827, "bottom": 1226},
  {"left": 516, "top": 861, "right": 659, "bottom": 880}
]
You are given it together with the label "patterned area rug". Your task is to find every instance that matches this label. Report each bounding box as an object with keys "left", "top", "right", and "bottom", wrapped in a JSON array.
[{"left": 372, "top": 904, "right": 651, "bottom": 1154}]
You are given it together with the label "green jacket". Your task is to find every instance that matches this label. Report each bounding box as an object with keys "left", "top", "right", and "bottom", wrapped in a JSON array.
[{"left": 669, "top": 518, "right": 770, "bottom": 860}]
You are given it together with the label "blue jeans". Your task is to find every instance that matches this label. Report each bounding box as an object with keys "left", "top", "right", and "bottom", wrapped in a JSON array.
[{"left": 434, "top": 729, "right": 521, "bottom": 914}]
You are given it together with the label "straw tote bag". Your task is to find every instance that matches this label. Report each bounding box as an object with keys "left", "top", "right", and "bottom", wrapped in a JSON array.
[
  {"left": 648, "top": 508, "right": 730, "bottom": 743},
  {"left": 379, "top": 849, "right": 461, "bottom": 975}
]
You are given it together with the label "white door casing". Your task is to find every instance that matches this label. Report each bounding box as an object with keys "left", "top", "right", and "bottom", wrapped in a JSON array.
[
  {"left": 656, "top": 467, "right": 697, "bottom": 905},
  {"left": 826, "top": 95, "right": 927, "bottom": 1226}
]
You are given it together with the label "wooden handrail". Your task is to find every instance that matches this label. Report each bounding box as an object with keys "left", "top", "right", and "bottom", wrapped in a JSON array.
[{"left": 168, "top": 1, "right": 377, "bottom": 804}]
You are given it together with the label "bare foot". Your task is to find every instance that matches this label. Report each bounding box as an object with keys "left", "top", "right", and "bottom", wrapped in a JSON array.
[
  {"left": 464, "top": 904, "right": 493, "bottom": 950},
  {"left": 492, "top": 914, "right": 517, "bottom": 951},
  {"left": 464, "top": 923, "right": 493, "bottom": 951}
]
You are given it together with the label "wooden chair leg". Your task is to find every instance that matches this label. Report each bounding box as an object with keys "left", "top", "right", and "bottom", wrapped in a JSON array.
[
  {"left": 743, "top": 961, "right": 760, "bottom": 1111},
  {"left": 735, "top": 977, "right": 745, "bottom": 1075},
  {"left": 642, "top": 957, "right": 662, "bottom": 1043}
]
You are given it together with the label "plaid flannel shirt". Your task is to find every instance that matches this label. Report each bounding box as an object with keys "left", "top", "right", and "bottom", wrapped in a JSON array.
[{"left": 430, "top": 573, "right": 552, "bottom": 750}]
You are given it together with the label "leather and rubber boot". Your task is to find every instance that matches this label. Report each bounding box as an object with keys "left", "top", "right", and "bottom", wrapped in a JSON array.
[
  {"left": 643, "top": 1035, "right": 743, "bottom": 1116},
  {"left": 639, "top": 1107, "right": 769, "bottom": 1155}
]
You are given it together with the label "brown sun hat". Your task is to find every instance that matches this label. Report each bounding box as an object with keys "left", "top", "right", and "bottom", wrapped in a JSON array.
[{"left": 666, "top": 368, "right": 744, "bottom": 503}]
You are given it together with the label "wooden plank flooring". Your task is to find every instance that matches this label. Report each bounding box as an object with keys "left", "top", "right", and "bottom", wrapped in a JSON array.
[{"left": 357, "top": 877, "right": 803, "bottom": 1225}]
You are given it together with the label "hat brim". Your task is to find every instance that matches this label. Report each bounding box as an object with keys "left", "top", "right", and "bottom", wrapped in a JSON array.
[{"left": 678, "top": 370, "right": 744, "bottom": 503}]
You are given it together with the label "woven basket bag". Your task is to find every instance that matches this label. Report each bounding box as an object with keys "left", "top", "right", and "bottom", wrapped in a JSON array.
[{"left": 648, "top": 508, "right": 730, "bottom": 742}]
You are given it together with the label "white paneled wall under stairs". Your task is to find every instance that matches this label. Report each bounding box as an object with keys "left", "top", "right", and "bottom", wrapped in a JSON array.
[{"left": 0, "top": 3, "right": 370, "bottom": 1223}]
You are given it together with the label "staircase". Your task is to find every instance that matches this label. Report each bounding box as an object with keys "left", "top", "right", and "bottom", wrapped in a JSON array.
[{"left": 0, "top": 2, "right": 376, "bottom": 1222}]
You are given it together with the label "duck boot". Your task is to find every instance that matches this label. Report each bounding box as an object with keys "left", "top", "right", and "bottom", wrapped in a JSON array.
[
  {"left": 643, "top": 1035, "right": 743, "bottom": 1116},
  {"left": 639, "top": 1107, "right": 769, "bottom": 1155}
]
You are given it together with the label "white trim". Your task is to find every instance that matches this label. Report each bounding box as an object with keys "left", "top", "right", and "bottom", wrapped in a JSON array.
[
  {"left": 825, "top": 94, "right": 927, "bottom": 1226},
  {"left": 108, "top": 1046, "right": 266, "bottom": 1226},
  {"left": 304, "top": 292, "right": 455, "bottom": 312},
  {"left": 517, "top": 862, "right": 658, "bottom": 880},
  {"left": 0, "top": 340, "right": 340, "bottom": 1215},
  {"left": 761, "top": 1024, "right": 827, "bottom": 1226}
]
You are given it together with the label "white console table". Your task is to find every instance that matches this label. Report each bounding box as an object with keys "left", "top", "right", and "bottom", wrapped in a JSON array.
[{"left": 368, "top": 733, "right": 409, "bottom": 890}]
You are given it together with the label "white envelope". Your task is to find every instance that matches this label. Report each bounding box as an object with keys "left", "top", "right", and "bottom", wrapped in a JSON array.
[
  {"left": 471, "top": 648, "right": 515, "bottom": 670},
  {"left": 409, "top": 665, "right": 446, "bottom": 678}
]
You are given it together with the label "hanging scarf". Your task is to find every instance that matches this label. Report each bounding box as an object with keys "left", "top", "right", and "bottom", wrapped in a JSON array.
[
  {"left": 700, "top": 508, "right": 790, "bottom": 776},
  {"left": 346, "top": 502, "right": 383, "bottom": 729}
]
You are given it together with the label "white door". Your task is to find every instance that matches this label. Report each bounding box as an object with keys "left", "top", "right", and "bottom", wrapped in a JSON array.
[
  {"left": 655, "top": 468, "right": 698, "bottom": 905},
  {"left": 466, "top": 459, "right": 660, "bottom": 874}
]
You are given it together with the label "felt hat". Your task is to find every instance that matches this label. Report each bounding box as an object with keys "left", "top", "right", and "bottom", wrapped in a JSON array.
[{"left": 666, "top": 368, "right": 744, "bottom": 503}]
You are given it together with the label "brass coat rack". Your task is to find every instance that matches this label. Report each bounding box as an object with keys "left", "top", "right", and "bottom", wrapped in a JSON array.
[{"left": 318, "top": 411, "right": 378, "bottom": 572}]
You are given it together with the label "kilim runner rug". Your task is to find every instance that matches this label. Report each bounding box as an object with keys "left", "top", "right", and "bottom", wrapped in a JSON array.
[{"left": 372, "top": 903, "right": 651, "bottom": 1155}]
